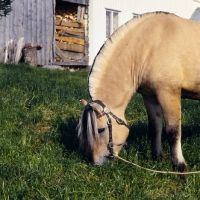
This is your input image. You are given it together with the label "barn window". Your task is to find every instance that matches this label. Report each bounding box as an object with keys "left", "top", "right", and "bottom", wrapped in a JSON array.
[{"left": 106, "top": 10, "right": 119, "bottom": 38}]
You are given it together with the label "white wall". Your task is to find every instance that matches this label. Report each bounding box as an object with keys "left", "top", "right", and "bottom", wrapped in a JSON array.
[
  {"left": 88, "top": 0, "right": 135, "bottom": 65},
  {"left": 132, "top": 0, "right": 200, "bottom": 18},
  {"left": 88, "top": 0, "right": 200, "bottom": 65}
]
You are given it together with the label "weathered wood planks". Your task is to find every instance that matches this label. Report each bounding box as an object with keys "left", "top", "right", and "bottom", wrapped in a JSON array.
[
  {"left": 56, "top": 26, "right": 84, "bottom": 36},
  {"left": 60, "top": 0, "right": 88, "bottom": 6},
  {"left": 55, "top": 2, "right": 88, "bottom": 65},
  {"left": 55, "top": 41, "right": 84, "bottom": 53},
  {"left": 55, "top": 33, "right": 85, "bottom": 45},
  {"left": 61, "top": 20, "right": 84, "bottom": 28}
]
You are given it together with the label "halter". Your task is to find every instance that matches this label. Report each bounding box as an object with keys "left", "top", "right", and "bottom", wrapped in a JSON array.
[{"left": 91, "top": 100, "right": 129, "bottom": 158}]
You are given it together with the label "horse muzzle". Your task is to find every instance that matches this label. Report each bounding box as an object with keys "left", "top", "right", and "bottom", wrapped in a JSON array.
[{"left": 94, "top": 155, "right": 109, "bottom": 165}]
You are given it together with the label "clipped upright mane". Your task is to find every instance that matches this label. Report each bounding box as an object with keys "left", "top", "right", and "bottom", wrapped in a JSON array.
[{"left": 88, "top": 11, "right": 172, "bottom": 99}]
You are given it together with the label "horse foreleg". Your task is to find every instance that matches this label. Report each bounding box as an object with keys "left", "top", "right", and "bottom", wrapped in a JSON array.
[
  {"left": 142, "top": 95, "right": 164, "bottom": 159},
  {"left": 157, "top": 91, "right": 188, "bottom": 173}
]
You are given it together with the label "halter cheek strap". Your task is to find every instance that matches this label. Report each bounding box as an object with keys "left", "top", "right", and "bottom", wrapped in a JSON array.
[{"left": 90, "top": 100, "right": 129, "bottom": 158}]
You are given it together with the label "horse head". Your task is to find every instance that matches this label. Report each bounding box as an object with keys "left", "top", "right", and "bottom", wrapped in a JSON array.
[{"left": 78, "top": 99, "right": 129, "bottom": 165}]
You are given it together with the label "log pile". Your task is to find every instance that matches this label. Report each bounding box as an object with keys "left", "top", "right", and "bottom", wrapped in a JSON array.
[
  {"left": 55, "top": 3, "right": 88, "bottom": 64},
  {"left": 2, "top": 38, "right": 42, "bottom": 67},
  {"left": 23, "top": 43, "right": 43, "bottom": 67}
]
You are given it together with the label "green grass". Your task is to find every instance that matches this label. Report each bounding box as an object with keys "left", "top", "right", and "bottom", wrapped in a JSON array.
[{"left": 0, "top": 63, "right": 200, "bottom": 199}]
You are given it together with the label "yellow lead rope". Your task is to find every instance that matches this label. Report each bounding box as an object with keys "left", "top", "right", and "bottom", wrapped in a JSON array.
[{"left": 115, "top": 155, "right": 200, "bottom": 175}]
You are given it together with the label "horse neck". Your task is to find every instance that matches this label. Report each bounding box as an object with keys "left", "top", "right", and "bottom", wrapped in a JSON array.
[
  {"left": 89, "top": 22, "right": 142, "bottom": 114},
  {"left": 90, "top": 63, "right": 137, "bottom": 117}
]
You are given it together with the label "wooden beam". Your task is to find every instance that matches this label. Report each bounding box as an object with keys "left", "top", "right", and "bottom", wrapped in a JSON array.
[
  {"left": 59, "top": 0, "right": 88, "bottom": 5},
  {"left": 55, "top": 44, "right": 69, "bottom": 62},
  {"left": 56, "top": 26, "right": 85, "bottom": 36},
  {"left": 56, "top": 26, "right": 84, "bottom": 32},
  {"left": 61, "top": 32, "right": 84, "bottom": 39},
  {"left": 55, "top": 33, "right": 85, "bottom": 45},
  {"left": 61, "top": 20, "right": 84, "bottom": 28},
  {"left": 61, "top": 51, "right": 84, "bottom": 61},
  {"left": 55, "top": 41, "right": 84, "bottom": 53},
  {"left": 53, "top": 61, "right": 88, "bottom": 66},
  {"left": 77, "top": 6, "right": 85, "bottom": 23}
]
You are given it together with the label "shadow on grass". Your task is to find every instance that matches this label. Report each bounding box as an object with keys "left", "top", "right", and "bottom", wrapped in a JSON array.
[
  {"left": 125, "top": 121, "right": 200, "bottom": 160},
  {"left": 59, "top": 117, "right": 79, "bottom": 153},
  {"left": 181, "top": 124, "right": 200, "bottom": 139},
  {"left": 57, "top": 116, "right": 200, "bottom": 163},
  {"left": 58, "top": 117, "right": 93, "bottom": 162}
]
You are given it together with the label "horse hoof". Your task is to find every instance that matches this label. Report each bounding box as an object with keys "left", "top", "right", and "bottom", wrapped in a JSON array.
[
  {"left": 177, "top": 162, "right": 188, "bottom": 182},
  {"left": 178, "top": 162, "right": 188, "bottom": 172}
]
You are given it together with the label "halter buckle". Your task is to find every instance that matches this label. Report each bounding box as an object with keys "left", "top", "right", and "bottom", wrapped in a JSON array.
[
  {"left": 107, "top": 117, "right": 112, "bottom": 126},
  {"left": 103, "top": 106, "right": 110, "bottom": 114},
  {"left": 116, "top": 118, "right": 123, "bottom": 124},
  {"left": 108, "top": 141, "right": 114, "bottom": 149}
]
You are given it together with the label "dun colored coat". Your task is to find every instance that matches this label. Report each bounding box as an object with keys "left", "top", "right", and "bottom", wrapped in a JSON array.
[{"left": 78, "top": 12, "right": 200, "bottom": 175}]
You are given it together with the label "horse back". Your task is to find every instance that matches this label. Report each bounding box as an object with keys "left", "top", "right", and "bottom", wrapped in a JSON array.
[{"left": 134, "top": 14, "right": 200, "bottom": 99}]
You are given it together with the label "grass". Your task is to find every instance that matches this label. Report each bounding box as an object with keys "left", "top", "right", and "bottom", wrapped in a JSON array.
[{"left": 0, "top": 63, "right": 200, "bottom": 199}]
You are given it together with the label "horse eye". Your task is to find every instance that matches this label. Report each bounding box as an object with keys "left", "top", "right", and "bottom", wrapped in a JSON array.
[{"left": 98, "top": 128, "right": 105, "bottom": 134}]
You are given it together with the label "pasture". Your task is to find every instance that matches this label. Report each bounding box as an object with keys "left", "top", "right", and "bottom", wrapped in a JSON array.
[{"left": 0, "top": 63, "right": 200, "bottom": 199}]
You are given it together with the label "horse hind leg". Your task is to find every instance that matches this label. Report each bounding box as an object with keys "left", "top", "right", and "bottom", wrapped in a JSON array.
[
  {"left": 157, "top": 90, "right": 188, "bottom": 174},
  {"left": 142, "top": 95, "right": 164, "bottom": 159}
]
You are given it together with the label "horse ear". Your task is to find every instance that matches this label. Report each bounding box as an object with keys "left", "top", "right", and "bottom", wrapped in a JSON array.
[
  {"left": 89, "top": 102, "right": 102, "bottom": 114},
  {"left": 80, "top": 99, "right": 102, "bottom": 114},
  {"left": 80, "top": 99, "right": 88, "bottom": 106}
]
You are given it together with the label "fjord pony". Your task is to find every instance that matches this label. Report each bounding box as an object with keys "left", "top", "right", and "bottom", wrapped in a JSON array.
[{"left": 78, "top": 12, "right": 200, "bottom": 173}]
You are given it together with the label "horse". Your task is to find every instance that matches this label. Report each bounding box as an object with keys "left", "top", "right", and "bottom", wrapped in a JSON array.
[{"left": 78, "top": 12, "right": 200, "bottom": 174}]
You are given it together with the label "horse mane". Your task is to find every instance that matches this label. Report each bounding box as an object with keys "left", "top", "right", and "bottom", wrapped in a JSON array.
[
  {"left": 77, "top": 104, "right": 99, "bottom": 153},
  {"left": 88, "top": 11, "right": 172, "bottom": 98},
  {"left": 78, "top": 12, "right": 173, "bottom": 152}
]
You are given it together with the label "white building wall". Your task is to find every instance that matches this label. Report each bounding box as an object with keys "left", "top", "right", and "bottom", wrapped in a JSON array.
[
  {"left": 88, "top": 0, "right": 200, "bottom": 65},
  {"left": 132, "top": 0, "right": 200, "bottom": 18}
]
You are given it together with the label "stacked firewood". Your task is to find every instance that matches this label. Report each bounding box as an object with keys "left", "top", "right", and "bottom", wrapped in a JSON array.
[
  {"left": 55, "top": 4, "right": 86, "bottom": 63},
  {"left": 56, "top": 8, "right": 78, "bottom": 21}
]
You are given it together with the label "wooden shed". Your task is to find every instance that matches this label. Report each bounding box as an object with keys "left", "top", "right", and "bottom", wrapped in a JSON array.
[
  {"left": 0, "top": 0, "right": 89, "bottom": 67},
  {"left": 54, "top": 0, "right": 89, "bottom": 66}
]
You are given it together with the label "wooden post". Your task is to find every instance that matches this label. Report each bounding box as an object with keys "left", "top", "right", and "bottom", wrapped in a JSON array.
[
  {"left": 4, "top": 40, "right": 16, "bottom": 64},
  {"left": 23, "top": 43, "right": 42, "bottom": 67},
  {"left": 77, "top": 6, "right": 85, "bottom": 23},
  {"left": 15, "top": 37, "right": 24, "bottom": 64}
]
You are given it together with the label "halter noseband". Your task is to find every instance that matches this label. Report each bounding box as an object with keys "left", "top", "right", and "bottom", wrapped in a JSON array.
[{"left": 91, "top": 100, "right": 129, "bottom": 158}]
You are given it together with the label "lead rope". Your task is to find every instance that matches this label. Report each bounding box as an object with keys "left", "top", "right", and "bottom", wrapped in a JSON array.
[
  {"left": 114, "top": 153, "right": 200, "bottom": 175},
  {"left": 90, "top": 100, "right": 200, "bottom": 175}
]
